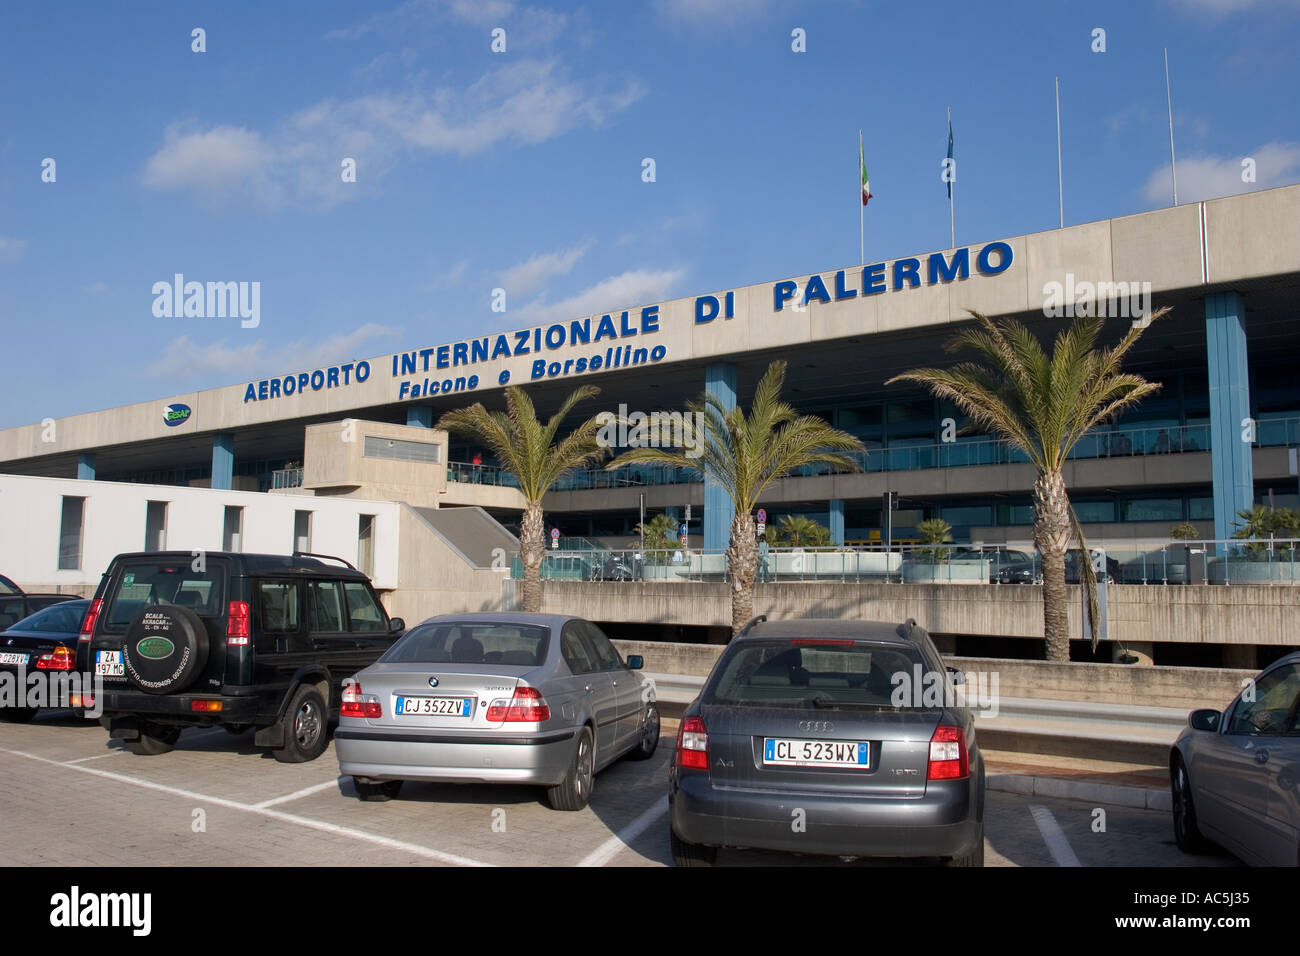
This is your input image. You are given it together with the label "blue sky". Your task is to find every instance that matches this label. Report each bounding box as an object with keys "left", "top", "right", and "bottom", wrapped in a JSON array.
[{"left": 2, "top": 0, "right": 1298, "bottom": 427}]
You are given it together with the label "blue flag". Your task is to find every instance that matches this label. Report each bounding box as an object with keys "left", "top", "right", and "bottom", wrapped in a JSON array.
[{"left": 946, "top": 116, "right": 954, "bottom": 200}]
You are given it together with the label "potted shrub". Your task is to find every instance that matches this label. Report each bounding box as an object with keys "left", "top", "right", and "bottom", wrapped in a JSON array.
[
  {"left": 903, "top": 519, "right": 987, "bottom": 583},
  {"left": 1167, "top": 522, "right": 1199, "bottom": 584}
]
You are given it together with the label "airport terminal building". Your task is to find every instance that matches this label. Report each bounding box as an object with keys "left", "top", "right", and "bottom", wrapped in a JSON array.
[{"left": 2, "top": 185, "right": 1299, "bottom": 663}]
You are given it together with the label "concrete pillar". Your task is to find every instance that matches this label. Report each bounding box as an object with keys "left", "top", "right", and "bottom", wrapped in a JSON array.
[
  {"left": 703, "top": 363, "right": 736, "bottom": 552},
  {"left": 829, "top": 498, "right": 845, "bottom": 546},
  {"left": 211, "top": 433, "right": 234, "bottom": 491},
  {"left": 1205, "top": 292, "right": 1253, "bottom": 543},
  {"left": 1113, "top": 642, "right": 1155, "bottom": 666},
  {"left": 76, "top": 453, "right": 95, "bottom": 481},
  {"left": 406, "top": 406, "right": 433, "bottom": 428}
]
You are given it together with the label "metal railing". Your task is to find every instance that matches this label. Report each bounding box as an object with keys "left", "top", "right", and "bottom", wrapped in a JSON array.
[
  {"left": 459, "top": 417, "right": 1300, "bottom": 492},
  {"left": 506, "top": 538, "right": 1300, "bottom": 585},
  {"left": 271, "top": 467, "right": 303, "bottom": 489}
]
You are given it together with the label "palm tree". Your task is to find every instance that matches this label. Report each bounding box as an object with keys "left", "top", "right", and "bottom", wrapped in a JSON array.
[
  {"left": 915, "top": 518, "right": 954, "bottom": 563},
  {"left": 774, "top": 514, "right": 832, "bottom": 548},
  {"left": 437, "top": 385, "right": 608, "bottom": 612},
  {"left": 887, "top": 307, "right": 1167, "bottom": 661},
  {"left": 607, "top": 360, "right": 864, "bottom": 637},
  {"left": 636, "top": 512, "right": 680, "bottom": 564}
]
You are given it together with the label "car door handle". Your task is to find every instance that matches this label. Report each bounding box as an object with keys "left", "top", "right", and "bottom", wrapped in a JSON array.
[{"left": 1254, "top": 750, "right": 1269, "bottom": 765}]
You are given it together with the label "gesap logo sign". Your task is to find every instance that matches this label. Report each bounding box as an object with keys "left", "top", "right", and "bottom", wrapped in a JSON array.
[{"left": 162, "top": 403, "right": 192, "bottom": 428}]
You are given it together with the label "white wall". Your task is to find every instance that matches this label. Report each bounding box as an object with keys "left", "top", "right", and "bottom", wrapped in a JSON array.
[{"left": 0, "top": 475, "right": 400, "bottom": 591}]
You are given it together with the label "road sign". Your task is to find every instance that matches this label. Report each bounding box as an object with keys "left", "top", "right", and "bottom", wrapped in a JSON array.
[
  {"left": 756, "top": 523, "right": 766, "bottom": 536},
  {"left": 757, "top": 508, "right": 767, "bottom": 524},
  {"left": 680, "top": 534, "right": 688, "bottom": 547},
  {"left": 679, "top": 523, "right": 688, "bottom": 537},
  {"left": 550, "top": 528, "right": 560, "bottom": 539}
]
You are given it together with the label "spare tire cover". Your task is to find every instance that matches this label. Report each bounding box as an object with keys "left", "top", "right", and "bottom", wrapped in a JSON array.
[{"left": 122, "top": 604, "right": 209, "bottom": 695}]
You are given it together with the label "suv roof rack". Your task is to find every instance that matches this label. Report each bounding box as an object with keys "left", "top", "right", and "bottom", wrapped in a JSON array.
[
  {"left": 896, "top": 618, "right": 918, "bottom": 640},
  {"left": 292, "top": 551, "right": 358, "bottom": 571},
  {"left": 738, "top": 615, "right": 768, "bottom": 637}
]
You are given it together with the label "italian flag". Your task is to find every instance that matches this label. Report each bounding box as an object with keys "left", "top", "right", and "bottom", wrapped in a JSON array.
[{"left": 860, "top": 133, "right": 873, "bottom": 206}]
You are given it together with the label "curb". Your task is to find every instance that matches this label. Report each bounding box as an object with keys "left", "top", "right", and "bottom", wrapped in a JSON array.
[{"left": 988, "top": 772, "right": 1172, "bottom": 812}]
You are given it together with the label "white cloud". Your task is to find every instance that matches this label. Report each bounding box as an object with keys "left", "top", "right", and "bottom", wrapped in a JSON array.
[
  {"left": 656, "top": 0, "right": 774, "bottom": 21},
  {"left": 514, "top": 268, "right": 686, "bottom": 324},
  {"left": 1141, "top": 142, "right": 1300, "bottom": 204},
  {"left": 328, "top": 0, "right": 565, "bottom": 45},
  {"left": 0, "top": 236, "right": 29, "bottom": 263},
  {"left": 148, "top": 322, "right": 400, "bottom": 380},
  {"left": 1163, "top": 0, "right": 1293, "bottom": 14},
  {"left": 500, "top": 241, "right": 592, "bottom": 296},
  {"left": 141, "top": 60, "right": 643, "bottom": 209}
]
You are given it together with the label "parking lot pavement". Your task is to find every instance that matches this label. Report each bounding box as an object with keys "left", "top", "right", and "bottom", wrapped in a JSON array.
[{"left": 0, "top": 711, "right": 1241, "bottom": 868}]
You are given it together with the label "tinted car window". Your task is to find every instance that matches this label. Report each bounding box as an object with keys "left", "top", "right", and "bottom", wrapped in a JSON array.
[
  {"left": 0, "top": 574, "right": 18, "bottom": 595},
  {"left": 104, "top": 563, "right": 226, "bottom": 628},
  {"left": 382, "top": 622, "right": 549, "bottom": 667},
  {"left": 13, "top": 601, "right": 87, "bottom": 634},
  {"left": 343, "top": 581, "right": 385, "bottom": 632},
  {"left": 582, "top": 622, "right": 625, "bottom": 672},
  {"left": 0, "top": 596, "right": 25, "bottom": 631},
  {"left": 561, "top": 623, "right": 597, "bottom": 675},
  {"left": 307, "top": 581, "right": 345, "bottom": 632},
  {"left": 1228, "top": 663, "right": 1300, "bottom": 736},
  {"left": 257, "top": 581, "right": 299, "bottom": 633},
  {"left": 708, "top": 641, "right": 924, "bottom": 708}
]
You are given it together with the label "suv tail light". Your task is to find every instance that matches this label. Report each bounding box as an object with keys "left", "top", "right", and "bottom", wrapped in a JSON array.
[
  {"left": 36, "top": 645, "right": 76, "bottom": 671},
  {"left": 340, "top": 680, "right": 382, "bottom": 719},
  {"left": 927, "top": 725, "right": 969, "bottom": 780},
  {"left": 676, "top": 716, "right": 708, "bottom": 770},
  {"left": 78, "top": 598, "right": 102, "bottom": 643},
  {"left": 486, "top": 686, "right": 550, "bottom": 722},
  {"left": 227, "top": 600, "right": 250, "bottom": 646}
]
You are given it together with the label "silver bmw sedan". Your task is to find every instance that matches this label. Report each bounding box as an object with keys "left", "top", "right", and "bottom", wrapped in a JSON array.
[{"left": 334, "top": 613, "right": 659, "bottom": 810}]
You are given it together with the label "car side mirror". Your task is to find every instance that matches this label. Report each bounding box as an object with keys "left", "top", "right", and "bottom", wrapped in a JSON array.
[
  {"left": 627, "top": 655, "right": 644, "bottom": 670},
  {"left": 1188, "top": 709, "right": 1220, "bottom": 732},
  {"left": 946, "top": 665, "right": 965, "bottom": 685},
  {"left": 388, "top": 617, "right": 405, "bottom": 634}
]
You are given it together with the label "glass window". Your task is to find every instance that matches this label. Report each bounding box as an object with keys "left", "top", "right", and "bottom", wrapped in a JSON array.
[
  {"left": 582, "top": 622, "right": 625, "bottom": 671},
  {"left": 997, "top": 502, "right": 1035, "bottom": 526},
  {"left": 1121, "top": 498, "right": 1182, "bottom": 522},
  {"left": 257, "top": 581, "right": 299, "bottom": 634},
  {"left": 940, "top": 505, "right": 992, "bottom": 527},
  {"left": 14, "top": 601, "right": 86, "bottom": 634},
  {"left": 104, "top": 562, "right": 226, "bottom": 628},
  {"left": 294, "top": 511, "right": 312, "bottom": 553},
  {"left": 357, "top": 515, "right": 375, "bottom": 578},
  {"left": 383, "top": 622, "right": 549, "bottom": 667},
  {"left": 144, "top": 501, "right": 168, "bottom": 551},
  {"left": 1074, "top": 500, "right": 1117, "bottom": 524},
  {"left": 58, "top": 496, "right": 85, "bottom": 570},
  {"left": 343, "top": 581, "right": 385, "bottom": 632},
  {"left": 561, "top": 623, "right": 597, "bottom": 675},
  {"left": 1189, "top": 497, "right": 1214, "bottom": 520},
  {"left": 307, "top": 581, "right": 344, "bottom": 632},
  {"left": 223, "top": 506, "right": 243, "bottom": 552},
  {"left": 707, "top": 641, "right": 924, "bottom": 709},
  {"left": 1228, "top": 664, "right": 1300, "bottom": 736}
]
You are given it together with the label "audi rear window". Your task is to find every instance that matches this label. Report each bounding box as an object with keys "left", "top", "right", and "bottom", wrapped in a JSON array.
[
  {"left": 707, "top": 641, "right": 925, "bottom": 708},
  {"left": 381, "top": 622, "right": 549, "bottom": 667},
  {"left": 104, "top": 563, "right": 227, "bottom": 629}
]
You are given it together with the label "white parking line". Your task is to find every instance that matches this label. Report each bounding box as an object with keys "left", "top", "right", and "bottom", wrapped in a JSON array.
[
  {"left": 1030, "top": 804, "right": 1081, "bottom": 867},
  {"left": 0, "top": 747, "right": 492, "bottom": 867},
  {"left": 253, "top": 778, "right": 342, "bottom": 809},
  {"left": 577, "top": 796, "right": 669, "bottom": 867},
  {"left": 66, "top": 750, "right": 128, "bottom": 763}
]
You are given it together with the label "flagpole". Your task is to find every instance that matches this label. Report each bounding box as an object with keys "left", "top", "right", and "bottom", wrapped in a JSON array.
[
  {"left": 948, "top": 107, "right": 955, "bottom": 248},
  {"left": 1164, "top": 48, "right": 1178, "bottom": 206},
  {"left": 859, "top": 129, "right": 864, "bottom": 265},
  {"left": 1055, "top": 76, "right": 1064, "bottom": 228}
]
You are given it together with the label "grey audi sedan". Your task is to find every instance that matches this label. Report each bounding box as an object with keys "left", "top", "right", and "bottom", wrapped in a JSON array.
[
  {"left": 1170, "top": 650, "right": 1300, "bottom": 866},
  {"left": 669, "top": 617, "right": 985, "bottom": 866},
  {"left": 334, "top": 613, "right": 659, "bottom": 811}
]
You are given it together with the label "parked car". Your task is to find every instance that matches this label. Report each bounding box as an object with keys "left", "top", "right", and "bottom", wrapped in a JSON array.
[
  {"left": 85, "top": 551, "right": 403, "bottom": 761},
  {"left": 0, "top": 574, "right": 79, "bottom": 631},
  {"left": 0, "top": 599, "right": 92, "bottom": 722},
  {"left": 334, "top": 613, "right": 659, "bottom": 809},
  {"left": 1064, "top": 549, "right": 1121, "bottom": 583},
  {"left": 669, "top": 616, "right": 985, "bottom": 866},
  {"left": 1170, "top": 650, "right": 1300, "bottom": 866},
  {"left": 991, "top": 549, "right": 1040, "bottom": 584}
]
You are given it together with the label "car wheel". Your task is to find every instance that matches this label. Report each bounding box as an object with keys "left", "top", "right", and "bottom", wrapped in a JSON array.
[
  {"left": 943, "top": 828, "right": 985, "bottom": 867},
  {"left": 125, "top": 724, "right": 181, "bottom": 756},
  {"left": 547, "top": 726, "right": 594, "bottom": 811},
  {"left": 354, "top": 779, "right": 403, "bottom": 802},
  {"left": 669, "top": 826, "right": 717, "bottom": 867},
  {"left": 1171, "top": 756, "right": 1211, "bottom": 854},
  {"left": 0, "top": 707, "right": 38, "bottom": 723},
  {"left": 272, "top": 686, "right": 329, "bottom": 764},
  {"left": 627, "top": 703, "right": 659, "bottom": 761}
]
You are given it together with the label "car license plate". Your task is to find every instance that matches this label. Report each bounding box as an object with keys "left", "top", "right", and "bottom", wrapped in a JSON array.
[
  {"left": 0, "top": 652, "right": 28, "bottom": 666},
  {"left": 95, "top": 650, "right": 124, "bottom": 677},
  {"left": 763, "top": 738, "right": 870, "bottom": 768},
  {"left": 395, "top": 696, "right": 472, "bottom": 717}
]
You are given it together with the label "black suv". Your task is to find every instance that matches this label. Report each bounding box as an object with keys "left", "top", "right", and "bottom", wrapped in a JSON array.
[{"left": 82, "top": 551, "right": 404, "bottom": 762}]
